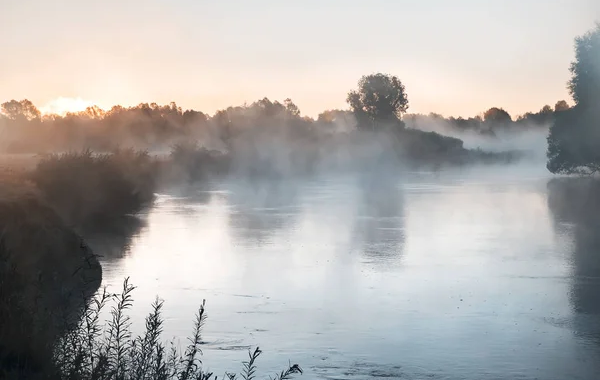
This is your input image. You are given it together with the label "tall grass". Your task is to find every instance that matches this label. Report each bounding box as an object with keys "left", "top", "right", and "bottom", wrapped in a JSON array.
[
  {"left": 0, "top": 172, "right": 103, "bottom": 379},
  {"left": 29, "top": 149, "right": 158, "bottom": 229},
  {"left": 45, "top": 278, "right": 302, "bottom": 380}
]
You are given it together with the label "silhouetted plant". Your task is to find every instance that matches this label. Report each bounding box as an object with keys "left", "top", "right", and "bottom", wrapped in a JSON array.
[{"left": 46, "top": 278, "right": 302, "bottom": 380}]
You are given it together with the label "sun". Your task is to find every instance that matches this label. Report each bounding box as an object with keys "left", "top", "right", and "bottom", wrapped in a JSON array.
[{"left": 39, "top": 97, "right": 100, "bottom": 116}]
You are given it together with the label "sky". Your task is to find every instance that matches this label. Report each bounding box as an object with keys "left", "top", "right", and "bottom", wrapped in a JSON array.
[{"left": 1, "top": 0, "right": 599, "bottom": 118}]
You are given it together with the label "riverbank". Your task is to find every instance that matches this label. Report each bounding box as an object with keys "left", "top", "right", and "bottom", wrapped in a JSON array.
[
  {"left": 0, "top": 170, "right": 102, "bottom": 377},
  {"left": 0, "top": 144, "right": 542, "bottom": 378},
  {"left": 0, "top": 153, "right": 305, "bottom": 378},
  {"left": 0, "top": 151, "right": 158, "bottom": 378}
]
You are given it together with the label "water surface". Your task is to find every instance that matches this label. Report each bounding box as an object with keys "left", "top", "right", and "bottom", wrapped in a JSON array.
[{"left": 98, "top": 164, "right": 600, "bottom": 379}]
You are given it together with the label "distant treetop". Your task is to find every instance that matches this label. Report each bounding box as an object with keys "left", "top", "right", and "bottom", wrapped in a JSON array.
[
  {"left": 347, "top": 73, "right": 409, "bottom": 129},
  {"left": 568, "top": 22, "right": 600, "bottom": 107},
  {"left": 483, "top": 107, "right": 512, "bottom": 124}
]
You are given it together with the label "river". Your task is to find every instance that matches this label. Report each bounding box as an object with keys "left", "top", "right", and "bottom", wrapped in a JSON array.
[{"left": 96, "top": 163, "right": 600, "bottom": 380}]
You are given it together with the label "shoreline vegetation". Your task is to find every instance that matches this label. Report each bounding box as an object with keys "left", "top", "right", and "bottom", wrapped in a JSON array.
[
  {"left": 1, "top": 21, "right": 599, "bottom": 379},
  {"left": 0, "top": 112, "right": 526, "bottom": 380},
  {"left": 3, "top": 276, "right": 303, "bottom": 380},
  {"left": 0, "top": 167, "right": 102, "bottom": 379}
]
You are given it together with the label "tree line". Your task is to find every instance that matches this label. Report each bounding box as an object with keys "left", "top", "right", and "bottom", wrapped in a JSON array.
[
  {"left": 0, "top": 74, "right": 555, "bottom": 158},
  {"left": 3, "top": 24, "right": 598, "bottom": 174},
  {"left": 405, "top": 101, "right": 570, "bottom": 138}
]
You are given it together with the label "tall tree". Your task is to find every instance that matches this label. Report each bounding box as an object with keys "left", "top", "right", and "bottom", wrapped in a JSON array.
[
  {"left": 347, "top": 73, "right": 409, "bottom": 129},
  {"left": 547, "top": 24, "right": 600, "bottom": 174},
  {"left": 1, "top": 99, "right": 41, "bottom": 121},
  {"left": 568, "top": 23, "right": 600, "bottom": 108}
]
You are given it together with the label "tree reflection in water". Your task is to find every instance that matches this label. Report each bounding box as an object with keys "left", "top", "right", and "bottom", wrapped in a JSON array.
[
  {"left": 352, "top": 172, "right": 405, "bottom": 267},
  {"left": 547, "top": 178, "right": 600, "bottom": 344}
]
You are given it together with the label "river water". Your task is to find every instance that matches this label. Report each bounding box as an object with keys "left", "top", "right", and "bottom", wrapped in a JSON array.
[{"left": 97, "top": 163, "right": 600, "bottom": 380}]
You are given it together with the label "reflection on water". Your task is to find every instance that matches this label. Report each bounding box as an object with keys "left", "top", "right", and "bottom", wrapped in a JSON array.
[
  {"left": 352, "top": 173, "right": 405, "bottom": 266},
  {"left": 547, "top": 178, "right": 600, "bottom": 346},
  {"left": 84, "top": 215, "right": 147, "bottom": 258},
  {"left": 97, "top": 168, "right": 600, "bottom": 379},
  {"left": 228, "top": 179, "right": 302, "bottom": 247}
]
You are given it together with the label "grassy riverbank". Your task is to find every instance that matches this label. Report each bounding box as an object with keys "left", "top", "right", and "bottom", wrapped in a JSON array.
[
  {"left": 0, "top": 168, "right": 102, "bottom": 377},
  {"left": 0, "top": 150, "right": 160, "bottom": 378}
]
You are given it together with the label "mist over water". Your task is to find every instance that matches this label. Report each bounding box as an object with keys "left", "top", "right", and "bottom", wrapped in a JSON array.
[
  {"left": 2, "top": 8, "right": 600, "bottom": 380},
  {"left": 404, "top": 115, "right": 550, "bottom": 161},
  {"left": 96, "top": 160, "right": 600, "bottom": 380}
]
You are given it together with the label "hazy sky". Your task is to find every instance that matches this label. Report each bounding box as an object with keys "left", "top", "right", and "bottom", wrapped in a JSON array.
[{"left": 1, "top": 0, "right": 598, "bottom": 117}]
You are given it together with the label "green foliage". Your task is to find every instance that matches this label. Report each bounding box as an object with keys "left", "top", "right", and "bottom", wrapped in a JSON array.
[
  {"left": 568, "top": 23, "right": 600, "bottom": 107},
  {"left": 347, "top": 73, "right": 409, "bottom": 128},
  {"left": 30, "top": 149, "right": 158, "bottom": 229},
  {"left": 547, "top": 107, "right": 600, "bottom": 174},
  {"left": 547, "top": 24, "right": 600, "bottom": 175}
]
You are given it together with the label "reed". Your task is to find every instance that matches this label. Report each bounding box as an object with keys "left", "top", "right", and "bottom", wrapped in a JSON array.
[{"left": 46, "top": 278, "right": 302, "bottom": 380}]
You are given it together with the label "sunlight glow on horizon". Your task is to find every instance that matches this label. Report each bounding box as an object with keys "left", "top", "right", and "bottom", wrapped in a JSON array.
[
  {"left": 1, "top": 0, "right": 598, "bottom": 119},
  {"left": 39, "top": 97, "right": 104, "bottom": 116}
]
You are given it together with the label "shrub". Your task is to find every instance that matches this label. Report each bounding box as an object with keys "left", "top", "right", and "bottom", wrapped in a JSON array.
[
  {"left": 29, "top": 150, "right": 158, "bottom": 229},
  {"left": 169, "top": 143, "right": 229, "bottom": 183}
]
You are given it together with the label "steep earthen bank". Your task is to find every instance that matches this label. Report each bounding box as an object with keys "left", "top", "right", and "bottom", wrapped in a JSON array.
[{"left": 0, "top": 173, "right": 102, "bottom": 376}]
